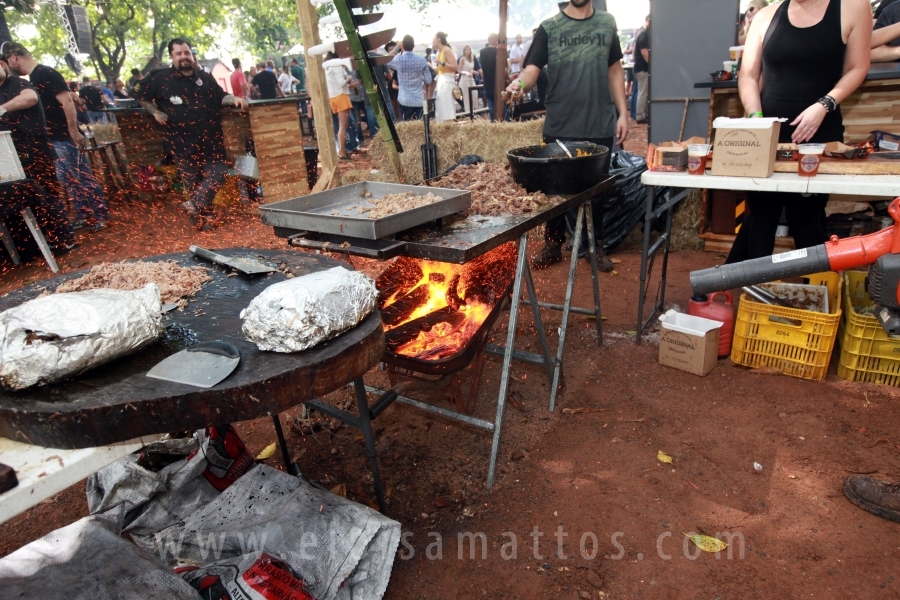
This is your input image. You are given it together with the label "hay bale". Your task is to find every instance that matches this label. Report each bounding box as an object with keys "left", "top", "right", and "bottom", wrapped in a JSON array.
[{"left": 367, "top": 119, "right": 544, "bottom": 183}]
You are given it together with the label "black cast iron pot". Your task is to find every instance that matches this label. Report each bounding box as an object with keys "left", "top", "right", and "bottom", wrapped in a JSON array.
[{"left": 506, "top": 142, "right": 610, "bottom": 195}]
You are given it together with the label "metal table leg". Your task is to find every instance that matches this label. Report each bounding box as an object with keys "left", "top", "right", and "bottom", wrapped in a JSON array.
[
  {"left": 548, "top": 204, "right": 585, "bottom": 412},
  {"left": 522, "top": 262, "right": 553, "bottom": 381},
  {"left": 0, "top": 219, "right": 20, "bottom": 265},
  {"left": 635, "top": 186, "right": 694, "bottom": 342},
  {"left": 353, "top": 378, "right": 387, "bottom": 513},
  {"left": 584, "top": 200, "right": 604, "bottom": 342},
  {"left": 20, "top": 208, "right": 59, "bottom": 273},
  {"left": 272, "top": 413, "right": 301, "bottom": 476},
  {"left": 486, "top": 234, "right": 529, "bottom": 489}
]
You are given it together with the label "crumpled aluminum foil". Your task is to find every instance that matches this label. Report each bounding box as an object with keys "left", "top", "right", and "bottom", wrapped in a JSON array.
[
  {"left": 241, "top": 266, "right": 377, "bottom": 353},
  {"left": 0, "top": 284, "right": 163, "bottom": 391}
]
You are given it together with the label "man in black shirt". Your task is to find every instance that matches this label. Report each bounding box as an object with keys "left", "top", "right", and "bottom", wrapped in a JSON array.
[
  {"left": 506, "top": 0, "right": 627, "bottom": 271},
  {"left": 134, "top": 37, "right": 248, "bottom": 230},
  {"left": 0, "top": 60, "right": 75, "bottom": 253},
  {"left": 79, "top": 77, "right": 107, "bottom": 124},
  {"left": 250, "top": 61, "right": 281, "bottom": 100},
  {"left": 872, "top": 1, "right": 900, "bottom": 61},
  {"left": 3, "top": 42, "right": 109, "bottom": 231},
  {"left": 633, "top": 15, "right": 650, "bottom": 123},
  {"left": 479, "top": 33, "right": 499, "bottom": 122}
]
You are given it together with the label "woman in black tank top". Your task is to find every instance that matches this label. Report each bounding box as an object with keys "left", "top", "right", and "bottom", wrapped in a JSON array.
[{"left": 725, "top": 0, "right": 871, "bottom": 264}]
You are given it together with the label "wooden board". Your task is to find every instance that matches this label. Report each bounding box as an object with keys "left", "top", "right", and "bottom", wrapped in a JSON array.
[
  {"left": 0, "top": 249, "right": 384, "bottom": 449},
  {"left": 249, "top": 103, "right": 310, "bottom": 203},
  {"left": 774, "top": 155, "right": 900, "bottom": 175}
]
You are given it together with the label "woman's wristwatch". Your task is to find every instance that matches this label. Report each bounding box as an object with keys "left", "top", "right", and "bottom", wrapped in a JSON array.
[{"left": 817, "top": 95, "right": 838, "bottom": 113}]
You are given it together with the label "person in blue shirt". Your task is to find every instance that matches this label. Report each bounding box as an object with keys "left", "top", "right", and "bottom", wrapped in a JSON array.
[{"left": 387, "top": 35, "right": 433, "bottom": 121}]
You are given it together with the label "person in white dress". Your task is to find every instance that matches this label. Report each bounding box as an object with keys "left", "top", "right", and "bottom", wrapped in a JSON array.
[
  {"left": 458, "top": 45, "right": 480, "bottom": 115},
  {"left": 432, "top": 31, "right": 458, "bottom": 122}
]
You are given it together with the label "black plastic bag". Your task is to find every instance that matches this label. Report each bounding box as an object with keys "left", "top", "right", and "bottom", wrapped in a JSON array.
[
  {"left": 564, "top": 151, "right": 672, "bottom": 253},
  {"left": 440, "top": 154, "right": 484, "bottom": 177}
]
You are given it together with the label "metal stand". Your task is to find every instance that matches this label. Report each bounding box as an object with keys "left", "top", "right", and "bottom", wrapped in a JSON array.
[
  {"left": 20, "top": 207, "right": 59, "bottom": 273},
  {"left": 0, "top": 219, "right": 20, "bottom": 264},
  {"left": 635, "top": 185, "right": 693, "bottom": 341}
]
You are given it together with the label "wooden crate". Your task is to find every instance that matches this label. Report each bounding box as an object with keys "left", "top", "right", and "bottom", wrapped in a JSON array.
[{"left": 248, "top": 103, "right": 310, "bottom": 203}]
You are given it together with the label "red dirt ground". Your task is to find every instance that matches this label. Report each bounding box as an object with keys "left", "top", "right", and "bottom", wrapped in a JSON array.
[{"left": 3, "top": 120, "right": 900, "bottom": 599}]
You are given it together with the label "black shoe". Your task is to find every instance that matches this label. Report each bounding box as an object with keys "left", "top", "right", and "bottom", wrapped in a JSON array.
[
  {"left": 843, "top": 475, "right": 900, "bottom": 524},
  {"left": 586, "top": 241, "right": 615, "bottom": 273},
  {"left": 531, "top": 242, "right": 563, "bottom": 270},
  {"left": 52, "top": 241, "right": 77, "bottom": 255}
]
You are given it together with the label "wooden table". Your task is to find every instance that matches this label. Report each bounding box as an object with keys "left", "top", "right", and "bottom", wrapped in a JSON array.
[{"left": 0, "top": 248, "right": 393, "bottom": 512}]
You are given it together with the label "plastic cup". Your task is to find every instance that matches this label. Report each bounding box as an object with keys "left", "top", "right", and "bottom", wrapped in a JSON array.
[
  {"left": 723, "top": 60, "right": 738, "bottom": 74},
  {"left": 687, "top": 144, "right": 711, "bottom": 175},
  {"left": 797, "top": 143, "right": 825, "bottom": 177},
  {"left": 729, "top": 46, "right": 744, "bottom": 61}
]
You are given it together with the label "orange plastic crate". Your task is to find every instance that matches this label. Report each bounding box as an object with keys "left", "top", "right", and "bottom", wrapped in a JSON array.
[
  {"left": 730, "top": 272, "right": 842, "bottom": 380},
  {"left": 837, "top": 271, "right": 900, "bottom": 386}
]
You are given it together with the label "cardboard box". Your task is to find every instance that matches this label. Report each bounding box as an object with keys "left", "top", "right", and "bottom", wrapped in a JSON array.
[
  {"left": 646, "top": 137, "right": 707, "bottom": 172},
  {"left": 657, "top": 310, "right": 723, "bottom": 376},
  {"left": 711, "top": 118, "right": 781, "bottom": 178}
]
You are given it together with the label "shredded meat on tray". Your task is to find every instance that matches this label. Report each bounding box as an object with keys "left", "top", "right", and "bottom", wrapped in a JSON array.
[
  {"left": 56, "top": 260, "right": 211, "bottom": 306},
  {"left": 359, "top": 191, "right": 444, "bottom": 219},
  {"left": 429, "top": 163, "right": 563, "bottom": 216}
]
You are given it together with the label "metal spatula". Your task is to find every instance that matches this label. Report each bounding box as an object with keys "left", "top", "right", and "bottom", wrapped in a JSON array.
[
  {"left": 147, "top": 341, "right": 241, "bottom": 388},
  {"left": 189, "top": 246, "right": 276, "bottom": 275}
]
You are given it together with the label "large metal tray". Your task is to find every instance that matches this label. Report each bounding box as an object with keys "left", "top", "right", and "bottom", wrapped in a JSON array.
[{"left": 258, "top": 181, "right": 472, "bottom": 240}]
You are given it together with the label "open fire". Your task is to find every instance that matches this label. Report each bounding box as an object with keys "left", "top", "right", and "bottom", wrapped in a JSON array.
[{"left": 376, "top": 243, "right": 518, "bottom": 361}]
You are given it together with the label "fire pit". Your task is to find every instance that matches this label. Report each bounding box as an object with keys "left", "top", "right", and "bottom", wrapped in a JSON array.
[{"left": 375, "top": 243, "right": 517, "bottom": 413}]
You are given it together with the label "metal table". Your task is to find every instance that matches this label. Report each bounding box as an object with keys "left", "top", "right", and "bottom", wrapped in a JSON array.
[
  {"left": 635, "top": 171, "right": 900, "bottom": 339},
  {"left": 0, "top": 249, "right": 392, "bottom": 512},
  {"left": 266, "top": 177, "right": 617, "bottom": 487}
]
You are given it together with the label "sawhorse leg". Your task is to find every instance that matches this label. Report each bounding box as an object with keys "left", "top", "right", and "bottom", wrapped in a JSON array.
[
  {"left": 0, "top": 219, "right": 20, "bottom": 265},
  {"left": 20, "top": 207, "right": 58, "bottom": 273}
]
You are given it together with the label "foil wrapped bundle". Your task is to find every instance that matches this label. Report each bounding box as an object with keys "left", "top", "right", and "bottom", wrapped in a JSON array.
[
  {"left": 0, "top": 284, "right": 163, "bottom": 391},
  {"left": 241, "top": 266, "right": 377, "bottom": 353}
]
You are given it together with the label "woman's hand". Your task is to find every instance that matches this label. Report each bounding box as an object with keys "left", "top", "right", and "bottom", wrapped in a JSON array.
[{"left": 790, "top": 102, "right": 827, "bottom": 143}]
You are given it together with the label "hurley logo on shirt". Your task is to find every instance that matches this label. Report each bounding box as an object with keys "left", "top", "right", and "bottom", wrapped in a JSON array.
[{"left": 558, "top": 33, "right": 609, "bottom": 48}]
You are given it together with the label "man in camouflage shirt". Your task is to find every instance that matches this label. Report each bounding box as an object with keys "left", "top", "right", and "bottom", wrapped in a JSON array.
[{"left": 507, "top": 0, "right": 628, "bottom": 271}]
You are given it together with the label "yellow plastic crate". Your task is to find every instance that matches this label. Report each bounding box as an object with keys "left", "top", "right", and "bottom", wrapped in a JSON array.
[
  {"left": 837, "top": 271, "right": 900, "bottom": 386},
  {"left": 730, "top": 272, "right": 842, "bottom": 380}
]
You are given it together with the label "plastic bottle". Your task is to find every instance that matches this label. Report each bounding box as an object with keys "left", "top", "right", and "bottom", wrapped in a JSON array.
[{"left": 687, "top": 292, "right": 734, "bottom": 357}]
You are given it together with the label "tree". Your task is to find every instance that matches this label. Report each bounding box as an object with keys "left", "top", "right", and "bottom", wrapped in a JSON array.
[
  {"left": 88, "top": 1, "right": 143, "bottom": 83},
  {"left": 231, "top": 0, "right": 301, "bottom": 60}
]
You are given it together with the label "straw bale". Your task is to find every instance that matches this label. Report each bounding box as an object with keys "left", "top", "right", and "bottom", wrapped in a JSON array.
[{"left": 367, "top": 119, "right": 544, "bottom": 183}]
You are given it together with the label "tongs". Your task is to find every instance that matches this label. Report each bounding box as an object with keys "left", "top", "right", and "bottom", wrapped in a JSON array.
[{"left": 741, "top": 286, "right": 802, "bottom": 326}]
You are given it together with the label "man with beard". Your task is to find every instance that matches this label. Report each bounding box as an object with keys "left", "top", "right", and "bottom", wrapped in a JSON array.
[
  {"left": 134, "top": 38, "right": 248, "bottom": 230},
  {"left": 506, "top": 0, "right": 628, "bottom": 272},
  {"left": 0, "top": 58, "right": 75, "bottom": 254}
]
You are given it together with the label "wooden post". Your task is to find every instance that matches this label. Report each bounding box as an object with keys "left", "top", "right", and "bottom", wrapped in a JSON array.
[
  {"left": 495, "top": 0, "right": 508, "bottom": 123},
  {"left": 296, "top": 0, "right": 341, "bottom": 191}
]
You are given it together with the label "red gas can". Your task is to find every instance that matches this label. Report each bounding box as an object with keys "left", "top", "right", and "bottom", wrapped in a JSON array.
[{"left": 687, "top": 292, "right": 734, "bottom": 357}]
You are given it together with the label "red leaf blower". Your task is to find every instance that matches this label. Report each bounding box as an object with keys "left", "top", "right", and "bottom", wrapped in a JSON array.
[{"left": 690, "top": 198, "right": 900, "bottom": 336}]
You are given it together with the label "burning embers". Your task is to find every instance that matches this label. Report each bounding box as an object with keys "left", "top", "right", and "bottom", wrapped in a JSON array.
[{"left": 376, "top": 243, "right": 517, "bottom": 361}]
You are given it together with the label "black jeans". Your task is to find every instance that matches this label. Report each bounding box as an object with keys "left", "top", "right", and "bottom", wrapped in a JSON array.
[
  {"left": 542, "top": 135, "right": 614, "bottom": 245},
  {"left": 398, "top": 104, "right": 423, "bottom": 121},
  {"left": 725, "top": 191, "right": 828, "bottom": 264}
]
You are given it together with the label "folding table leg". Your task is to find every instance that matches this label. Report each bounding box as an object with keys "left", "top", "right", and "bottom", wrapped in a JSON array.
[
  {"left": 548, "top": 204, "right": 584, "bottom": 412},
  {"left": 353, "top": 378, "right": 387, "bottom": 513},
  {"left": 486, "top": 233, "right": 529, "bottom": 490},
  {"left": 584, "top": 200, "right": 604, "bottom": 343},
  {"left": 20, "top": 208, "right": 59, "bottom": 273},
  {"left": 272, "top": 413, "right": 301, "bottom": 476},
  {"left": 636, "top": 185, "right": 656, "bottom": 343},
  {"left": 0, "top": 219, "right": 20, "bottom": 265},
  {"left": 522, "top": 262, "right": 553, "bottom": 381}
]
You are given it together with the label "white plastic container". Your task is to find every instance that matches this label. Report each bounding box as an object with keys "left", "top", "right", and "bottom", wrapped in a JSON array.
[
  {"left": 723, "top": 60, "right": 738, "bottom": 74},
  {"left": 0, "top": 131, "right": 26, "bottom": 182},
  {"left": 658, "top": 310, "right": 723, "bottom": 376},
  {"left": 729, "top": 46, "right": 745, "bottom": 61}
]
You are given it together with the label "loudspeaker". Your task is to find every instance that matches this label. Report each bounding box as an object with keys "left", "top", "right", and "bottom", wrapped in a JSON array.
[{"left": 64, "top": 6, "right": 92, "bottom": 54}]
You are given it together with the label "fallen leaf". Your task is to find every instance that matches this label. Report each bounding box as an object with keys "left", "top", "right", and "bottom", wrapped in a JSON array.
[
  {"left": 625, "top": 330, "right": 637, "bottom": 336},
  {"left": 610, "top": 258, "right": 622, "bottom": 264},
  {"left": 255, "top": 442, "right": 277, "bottom": 460},
  {"left": 562, "top": 407, "right": 607, "bottom": 414},
  {"left": 611, "top": 270, "right": 619, "bottom": 275},
  {"left": 508, "top": 391, "right": 530, "bottom": 412},
  {"left": 657, "top": 450, "right": 673, "bottom": 464},
  {"left": 684, "top": 533, "right": 728, "bottom": 553},
  {"left": 331, "top": 483, "right": 348, "bottom": 498}
]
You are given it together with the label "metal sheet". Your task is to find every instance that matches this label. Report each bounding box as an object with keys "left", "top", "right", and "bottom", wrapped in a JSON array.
[
  {"left": 271, "top": 177, "right": 617, "bottom": 263},
  {"left": 259, "top": 181, "right": 472, "bottom": 240}
]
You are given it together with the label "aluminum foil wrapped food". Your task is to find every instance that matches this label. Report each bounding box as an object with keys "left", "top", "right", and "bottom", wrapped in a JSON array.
[
  {"left": 0, "top": 284, "right": 163, "bottom": 391},
  {"left": 241, "top": 266, "right": 377, "bottom": 353}
]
